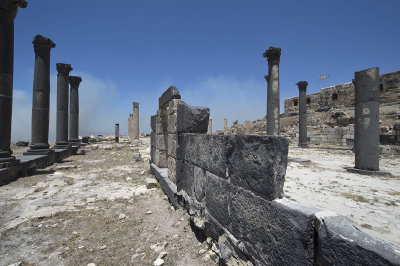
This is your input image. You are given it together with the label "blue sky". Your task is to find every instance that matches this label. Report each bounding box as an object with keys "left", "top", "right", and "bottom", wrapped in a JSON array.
[{"left": 11, "top": 0, "right": 400, "bottom": 140}]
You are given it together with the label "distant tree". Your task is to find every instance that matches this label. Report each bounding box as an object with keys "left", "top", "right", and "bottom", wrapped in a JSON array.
[{"left": 233, "top": 120, "right": 238, "bottom": 126}]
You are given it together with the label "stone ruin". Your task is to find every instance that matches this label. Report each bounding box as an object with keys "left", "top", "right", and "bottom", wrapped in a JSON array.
[
  {"left": 0, "top": 1, "right": 85, "bottom": 185},
  {"left": 128, "top": 101, "right": 140, "bottom": 140},
  {"left": 150, "top": 86, "right": 400, "bottom": 265}
]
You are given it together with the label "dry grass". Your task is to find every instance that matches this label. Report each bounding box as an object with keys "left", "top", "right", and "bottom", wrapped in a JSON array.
[{"left": 341, "top": 192, "right": 369, "bottom": 203}]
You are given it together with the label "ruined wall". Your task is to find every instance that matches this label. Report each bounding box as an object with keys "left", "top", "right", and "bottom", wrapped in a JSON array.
[
  {"left": 284, "top": 70, "right": 400, "bottom": 116},
  {"left": 150, "top": 87, "right": 400, "bottom": 265}
]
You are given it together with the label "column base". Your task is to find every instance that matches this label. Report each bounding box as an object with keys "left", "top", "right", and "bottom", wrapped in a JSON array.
[
  {"left": 53, "top": 141, "right": 72, "bottom": 150},
  {"left": 298, "top": 143, "right": 309, "bottom": 148},
  {"left": 69, "top": 139, "right": 81, "bottom": 148},
  {"left": 23, "top": 149, "right": 55, "bottom": 165},
  {"left": 0, "top": 150, "right": 20, "bottom": 169},
  {"left": 115, "top": 137, "right": 119, "bottom": 142},
  {"left": 345, "top": 167, "right": 391, "bottom": 176}
]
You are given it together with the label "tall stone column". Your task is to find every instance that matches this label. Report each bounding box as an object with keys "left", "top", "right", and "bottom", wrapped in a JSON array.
[
  {"left": 263, "top": 47, "right": 281, "bottom": 135},
  {"left": 297, "top": 81, "right": 308, "bottom": 147},
  {"left": 69, "top": 76, "right": 82, "bottom": 146},
  {"left": 115, "top": 123, "right": 119, "bottom": 142},
  {"left": 208, "top": 117, "right": 212, "bottom": 134},
  {"left": 0, "top": 0, "right": 27, "bottom": 168},
  {"left": 25, "top": 35, "right": 56, "bottom": 155},
  {"left": 353, "top": 67, "right": 380, "bottom": 171},
  {"left": 54, "top": 63, "right": 72, "bottom": 149},
  {"left": 224, "top": 118, "right": 228, "bottom": 135},
  {"left": 132, "top": 102, "right": 139, "bottom": 139},
  {"left": 245, "top": 120, "right": 250, "bottom": 135}
]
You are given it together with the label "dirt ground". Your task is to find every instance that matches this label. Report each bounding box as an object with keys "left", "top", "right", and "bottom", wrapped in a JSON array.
[
  {"left": 286, "top": 145, "right": 400, "bottom": 247},
  {"left": 0, "top": 137, "right": 216, "bottom": 266}
]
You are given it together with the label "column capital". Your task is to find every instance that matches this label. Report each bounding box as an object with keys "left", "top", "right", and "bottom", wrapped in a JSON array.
[
  {"left": 296, "top": 81, "right": 308, "bottom": 91},
  {"left": 263, "top": 46, "right": 281, "bottom": 64},
  {"left": 133, "top": 101, "right": 140, "bottom": 107},
  {"left": 0, "top": 0, "right": 27, "bottom": 18},
  {"left": 69, "top": 76, "right": 82, "bottom": 88},
  {"left": 33, "top": 35, "right": 56, "bottom": 55},
  {"left": 56, "top": 63, "right": 72, "bottom": 76}
]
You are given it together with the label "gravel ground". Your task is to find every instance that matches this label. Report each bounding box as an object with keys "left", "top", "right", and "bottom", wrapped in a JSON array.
[
  {"left": 0, "top": 137, "right": 216, "bottom": 266},
  {"left": 286, "top": 145, "right": 400, "bottom": 247}
]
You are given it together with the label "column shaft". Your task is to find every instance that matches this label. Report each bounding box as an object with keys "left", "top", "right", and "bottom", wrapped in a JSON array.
[
  {"left": 297, "top": 81, "right": 308, "bottom": 147},
  {"left": 353, "top": 67, "right": 380, "bottom": 171},
  {"left": 26, "top": 35, "right": 56, "bottom": 154},
  {"left": 115, "top": 123, "right": 119, "bottom": 142},
  {"left": 209, "top": 118, "right": 212, "bottom": 134},
  {"left": 224, "top": 118, "right": 228, "bottom": 135},
  {"left": 69, "top": 76, "right": 82, "bottom": 145},
  {"left": 263, "top": 47, "right": 281, "bottom": 136},
  {"left": 133, "top": 102, "right": 139, "bottom": 139},
  {"left": 0, "top": 1, "right": 27, "bottom": 167},
  {"left": 54, "top": 63, "right": 72, "bottom": 148}
]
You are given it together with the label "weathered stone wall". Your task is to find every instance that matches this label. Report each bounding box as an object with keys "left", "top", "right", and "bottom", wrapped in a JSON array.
[
  {"left": 150, "top": 87, "right": 400, "bottom": 265},
  {"left": 284, "top": 70, "right": 400, "bottom": 116}
]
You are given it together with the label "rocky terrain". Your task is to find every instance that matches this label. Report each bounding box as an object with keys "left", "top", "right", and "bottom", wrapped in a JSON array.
[{"left": 0, "top": 137, "right": 217, "bottom": 266}]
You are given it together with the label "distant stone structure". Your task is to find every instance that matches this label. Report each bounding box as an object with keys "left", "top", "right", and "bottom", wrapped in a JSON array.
[
  {"left": 263, "top": 46, "right": 281, "bottom": 136},
  {"left": 128, "top": 102, "right": 140, "bottom": 140},
  {"left": 150, "top": 86, "right": 400, "bottom": 265},
  {"left": 115, "top": 123, "right": 119, "bottom": 142},
  {"left": 0, "top": 0, "right": 27, "bottom": 168},
  {"left": 208, "top": 117, "right": 212, "bottom": 134},
  {"left": 297, "top": 81, "right": 309, "bottom": 147},
  {"left": 69, "top": 76, "right": 82, "bottom": 147},
  {"left": 25, "top": 35, "right": 56, "bottom": 157},
  {"left": 223, "top": 118, "right": 228, "bottom": 135},
  {"left": 54, "top": 63, "right": 72, "bottom": 149}
]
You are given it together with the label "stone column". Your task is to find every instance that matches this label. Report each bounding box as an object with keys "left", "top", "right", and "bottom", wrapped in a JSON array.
[
  {"left": 132, "top": 102, "right": 139, "bottom": 139},
  {"left": 224, "top": 118, "right": 228, "bottom": 135},
  {"left": 245, "top": 120, "right": 251, "bottom": 135},
  {"left": 209, "top": 117, "right": 212, "bottom": 134},
  {"left": 0, "top": 0, "right": 27, "bottom": 168},
  {"left": 54, "top": 63, "right": 72, "bottom": 149},
  {"left": 25, "top": 35, "right": 56, "bottom": 155},
  {"left": 297, "top": 81, "right": 308, "bottom": 147},
  {"left": 353, "top": 67, "right": 380, "bottom": 171},
  {"left": 69, "top": 76, "right": 82, "bottom": 146},
  {"left": 263, "top": 47, "right": 281, "bottom": 135},
  {"left": 115, "top": 123, "right": 119, "bottom": 142}
]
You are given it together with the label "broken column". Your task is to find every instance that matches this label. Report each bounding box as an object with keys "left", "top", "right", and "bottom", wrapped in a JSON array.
[
  {"left": 297, "top": 81, "right": 308, "bottom": 147},
  {"left": 209, "top": 117, "right": 212, "bottom": 134},
  {"left": 115, "top": 123, "right": 119, "bottom": 142},
  {"left": 245, "top": 120, "right": 250, "bottom": 135},
  {"left": 69, "top": 76, "right": 82, "bottom": 146},
  {"left": 353, "top": 67, "right": 380, "bottom": 171},
  {"left": 25, "top": 35, "right": 56, "bottom": 156},
  {"left": 54, "top": 63, "right": 72, "bottom": 149},
  {"left": 132, "top": 102, "right": 139, "bottom": 140},
  {"left": 263, "top": 47, "right": 281, "bottom": 135},
  {"left": 224, "top": 118, "right": 228, "bottom": 135},
  {"left": 0, "top": 0, "right": 27, "bottom": 167}
]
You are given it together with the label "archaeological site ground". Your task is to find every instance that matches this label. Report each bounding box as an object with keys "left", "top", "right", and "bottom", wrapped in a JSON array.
[{"left": 1, "top": 1, "right": 400, "bottom": 266}]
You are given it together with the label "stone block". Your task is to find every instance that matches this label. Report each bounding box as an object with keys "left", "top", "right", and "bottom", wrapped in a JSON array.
[
  {"left": 176, "top": 101, "right": 210, "bottom": 133},
  {"left": 178, "top": 134, "right": 227, "bottom": 177},
  {"left": 151, "top": 115, "right": 157, "bottom": 131},
  {"left": 168, "top": 112, "right": 177, "bottom": 134},
  {"left": 168, "top": 99, "right": 183, "bottom": 115},
  {"left": 176, "top": 160, "right": 194, "bottom": 197},
  {"left": 227, "top": 135, "right": 288, "bottom": 200},
  {"left": 316, "top": 215, "right": 400, "bottom": 265},
  {"left": 168, "top": 133, "right": 177, "bottom": 157},
  {"left": 155, "top": 149, "right": 167, "bottom": 168},
  {"left": 159, "top": 86, "right": 181, "bottom": 108},
  {"left": 156, "top": 134, "right": 167, "bottom": 151},
  {"left": 193, "top": 165, "right": 207, "bottom": 201},
  {"left": 168, "top": 156, "right": 177, "bottom": 184},
  {"left": 205, "top": 175, "right": 317, "bottom": 265},
  {"left": 150, "top": 131, "right": 156, "bottom": 148}
]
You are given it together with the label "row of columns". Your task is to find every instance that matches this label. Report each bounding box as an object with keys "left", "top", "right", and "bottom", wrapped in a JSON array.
[{"left": 0, "top": 1, "right": 82, "bottom": 169}]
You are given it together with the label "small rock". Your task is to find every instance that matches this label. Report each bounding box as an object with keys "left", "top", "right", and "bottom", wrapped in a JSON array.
[
  {"left": 146, "top": 211, "right": 153, "bottom": 215},
  {"left": 87, "top": 263, "right": 96, "bottom": 266},
  {"left": 146, "top": 178, "right": 158, "bottom": 189},
  {"left": 219, "top": 244, "right": 232, "bottom": 259},
  {"left": 141, "top": 170, "right": 145, "bottom": 175},
  {"left": 15, "top": 141, "right": 29, "bottom": 147},
  {"left": 119, "top": 213, "right": 126, "bottom": 220},
  {"left": 173, "top": 234, "right": 179, "bottom": 239},
  {"left": 158, "top": 251, "right": 167, "bottom": 259},
  {"left": 87, "top": 198, "right": 96, "bottom": 203},
  {"left": 153, "top": 258, "right": 164, "bottom": 266},
  {"left": 193, "top": 217, "right": 205, "bottom": 229},
  {"left": 72, "top": 231, "right": 78, "bottom": 235},
  {"left": 78, "top": 245, "right": 84, "bottom": 249},
  {"left": 199, "top": 249, "right": 207, "bottom": 255},
  {"left": 135, "top": 154, "right": 143, "bottom": 162},
  {"left": 90, "top": 144, "right": 99, "bottom": 150},
  {"left": 126, "top": 177, "right": 132, "bottom": 181},
  {"left": 100, "top": 245, "right": 107, "bottom": 250},
  {"left": 211, "top": 243, "right": 219, "bottom": 254},
  {"left": 7, "top": 262, "right": 22, "bottom": 266},
  {"left": 163, "top": 196, "right": 168, "bottom": 200},
  {"left": 102, "top": 145, "right": 113, "bottom": 150}
]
